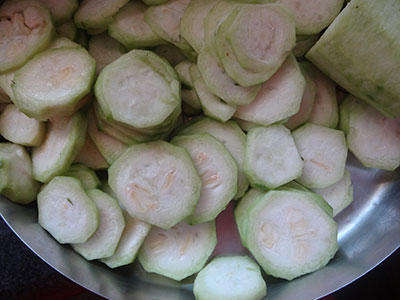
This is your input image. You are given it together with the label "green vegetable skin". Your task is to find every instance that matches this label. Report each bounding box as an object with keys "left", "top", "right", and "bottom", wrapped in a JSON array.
[{"left": 306, "top": 0, "right": 400, "bottom": 117}]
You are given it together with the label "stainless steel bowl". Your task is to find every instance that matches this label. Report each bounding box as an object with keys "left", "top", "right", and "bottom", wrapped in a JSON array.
[{"left": 1, "top": 153, "right": 400, "bottom": 300}]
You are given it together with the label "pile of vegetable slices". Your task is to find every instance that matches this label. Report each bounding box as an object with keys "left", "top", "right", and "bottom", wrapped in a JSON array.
[{"left": 1, "top": 0, "right": 400, "bottom": 299}]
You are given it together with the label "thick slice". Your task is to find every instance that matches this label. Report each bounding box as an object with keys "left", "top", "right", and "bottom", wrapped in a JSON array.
[
  {"left": 193, "top": 255, "right": 267, "bottom": 300},
  {"left": 190, "top": 65, "right": 236, "bottom": 123},
  {"left": 292, "top": 123, "right": 347, "bottom": 188},
  {"left": 138, "top": 221, "right": 216, "bottom": 281},
  {"left": 175, "top": 60, "right": 194, "bottom": 89},
  {"left": 312, "top": 169, "right": 353, "bottom": 217},
  {"left": 340, "top": 95, "right": 400, "bottom": 171},
  {"left": 235, "top": 188, "right": 265, "bottom": 247},
  {"left": 0, "top": 104, "right": 45, "bottom": 146},
  {"left": 0, "top": 88, "right": 11, "bottom": 104},
  {"left": 88, "top": 33, "right": 126, "bottom": 75},
  {"left": 144, "top": 0, "right": 196, "bottom": 60},
  {"left": 0, "top": 143, "right": 40, "bottom": 204},
  {"left": 244, "top": 125, "right": 303, "bottom": 189},
  {"left": 0, "top": 0, "right": 55, "bottom": 72},
  {"left": 108, "top": 141, "right": 202, "bottom": 229},
  {"left": 182, "top": 90, "right": 202, "bottom": 116},
  {"left": 293, "top": 34, "right": 319, "bottom": 58},
  {"left": 178, "top": 118, "right": 248, "bottom": 199},
  {"left": 38, "top": 0, "right": 79, "bottom": 25},
  {"left": 180, "top": 0, "right": 215, "bottom": 53},
  {"left": 197, "top": 49, "right": 261, "bottom": 106},
  {"left": 87, "top": 108, "right": 128, "bottom": 165},
  {"left": 141, "top": 0, "right": 168, "bottom": 5},
  {"left": 153, "top": 43, "right": 187, "bottom": 67},
  {"left": 224, "top": 4, "right": 295, "bottom": 75},
  {"left": 244, "top": 189, "right": 338, "bottom": 280},
  {"left": 306, "top": 0, "right": 400, "bottom": 118},
  {"left": 95, "top": 50, "right": 181, "bottom": 129},
  {"left": 65, "top": 164, "right": 101, "bottom": 190},
  {"left": 74, "top": 0, "right": 129, "bottom": 30},
  {"left": 302, "top": 62, "right": 338, "bottom": 128},
  {"left": 234, "top": 55, "right": 306, "bottom": 126},
  {"left": 32, "top": 112, "right": 87, "bottom": 183},
  {"left": 38, "top": 176, "right": 99, "bottom": 244},
  {"left": 73, "top": 134, "right": 109, "bottom": 170},
  {"left": 12, "top": 47, "right": 95, "bottom": 120},
  {"left": 108, "top": 1, "right": 165, "bottom": 50},
  {"left": 72, "top": 189, "right": 125, "bottom": 260},
  {"left": 49, "top": 36, "right": 81, "bottom": 49},
  {"left": 56, "top": 20, "right": 78, "bottom": 41},
  {"left": 101, "top": 212, "right": 151, "bottom": 268},
  {"left": 171, "top": 134, "right": 238, "bottom": 224},
  {"left": 0, "top": 71, "right": 15, "bottom": 101},
  {"left": 275, "top": 0, "right": 344, "bottom": 35},
  {"left": 285, "top": 65, "right": 317, "bottom": 130}
]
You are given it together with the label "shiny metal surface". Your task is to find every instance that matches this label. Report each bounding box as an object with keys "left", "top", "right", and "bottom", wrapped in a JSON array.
[{"left": 1, "top": 153, "right": 400, "bottom": 300}]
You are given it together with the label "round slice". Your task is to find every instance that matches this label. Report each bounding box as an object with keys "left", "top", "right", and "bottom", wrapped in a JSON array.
[
  {"left": 0, "top": 0, "right": 55, "bottom": 72},
  {"left": 244, "top": 189, "right": 338, "bottom": 280},
  {"left": 95, "top": 49, "right": 180, "bottom": 129},
  {"left": 171, "top": 134, "right": 238, "bottom": 224},
  {"left": 138, "top": 221, "right": 216, "bottom": 281},
  {"left": 108, "top": 141, "right": 202, "bottom": 229},
  {"left": 244, "top": 125, "right": 303, "bottom": 189},
  {"left": 72, "top": 189, "right": 125, "bottom": 260},
  {"left": 292, "top": 123, "right": 348, "bottom": 189},
  {"left": 12, "top": 47, "right": 95, "bottom": 120},
  {"left": 38, "top": 176, "right": 99, "bottom": 244},
  {"left": 65, "top": 164, "right": 101, "bottom": 190},
  {"left": 193, "top": 255, "right": 267, "bottom": 300}
]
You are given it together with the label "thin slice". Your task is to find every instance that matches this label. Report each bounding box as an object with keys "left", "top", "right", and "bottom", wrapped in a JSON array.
[
  {"left": 108, "top": 141, "right": 202, "bottom": 229},
  {"left": 72, "top": 189, "right": 125, "bottom": 260},
  {"left": 138, "top": 221, "right": 216, "bottom": 281},
  {"left": 0, "top": 143, "right": 40, "bottom": 204},
  {"left": 171, "top": 134, "right": 238, "bottom": 224},
  {"left": 193, "top": 256, "right": 267, "bottom": 300},
  {"left": 32, "top": 112, "right": 87, "bottom": 183}
]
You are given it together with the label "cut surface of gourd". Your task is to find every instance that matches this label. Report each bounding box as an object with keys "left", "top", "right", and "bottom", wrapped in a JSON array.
[
  {"left": 0, "top": 143, "right": 40, "bottom": 205},
  {"left": 138, "top": 221, "right": 216, "bottom": 281},
  {"left": 0, "top": 0, "right": 55, "bottom": 72},
  {"left": 32, "top": 113, "right": 87, "bottom": 183},
  {"left": 65, "top": 164, "right": 101, "bottom": 190},
  {"left": 244, "top": 125, "right": 303, "bottom": 189},
  {"left": 244, "top": 189, "right": 338, "bottom": 280},
  {"left": 38, "top": 0, "right": 79, "bottom": 25},
  {"left": 12, "top": 47, "right": 95, "bottom": 120},
  {"left": 171, "top": 134, "right": 238, "bottom": 224},
  {"left": 340, "top": 95, "right": 400, "bottom": 171},
  {"left": 193, "top": 255, "right": 267, "bottom": 300},
  {"left": 73, "top": 134, "right": 109, "bottom": 170},
  {"left": 292, "top": 123, "right": 347, "bottom": 189},
  {"left": 38, "top": 176, "right": 99, "bottom": 244},
  {"left": 72, "top": 189, "right": 125, "bottom": 260},
  {"left": 108, "top": 141, "right": 202, "bottom": 229},
  {"left": 0, "top": 104, "right": 45, "bottom": 147}
]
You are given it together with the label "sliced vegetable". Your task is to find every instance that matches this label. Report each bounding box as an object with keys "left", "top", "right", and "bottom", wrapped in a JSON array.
[
  {"left": 56, "top": 20, "right": 78, "bottom": 41},
  {"left": 73, "top": 134, "right": 109, "bottom": 170},
  {"left": 65, "top": 164, "right": 101, "bottom": 190},
  {"left": 38, "top": 0, "right": 79, "bottom": 25},
  {"left": 38, "top": 176, "right": 99, "bottom": 244},
  {"left": 138, "top": 221, "right": 216, "bottom": 281},
  {"left": 152, "top": 43, "right": 186, "bottom": 67}
]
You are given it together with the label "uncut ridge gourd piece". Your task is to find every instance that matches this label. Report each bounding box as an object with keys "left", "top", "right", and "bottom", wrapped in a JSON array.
[
  {"left": 101, "top": 211, "right": 151, "bottom": 269},
  {"left": 74, "top": 0, "right": 129, "bottom": 31},
  {"left": 72, "top": 189, "right": 125, "bottom": 261},
  {"left": 108, "top": 141, "right": 202, "bottom": 229},
  {"left": 177, "top": 117, "right": 249, "bottom": 199},
  {"left": 0, "top": 104, "right": 45, "bottom": 147},
  {"left": 244, "top": 125, "right": 303, "bottom": 189},
  {"left": 12, "top": 46, "right": 96, "bottom": 121},
  {"left": 138, "top": 221, "right": 216, "bottom": 281},
  {"left": 38, "top": 0, "right": 79, "bottom": 25},
  {"left": 38, "top": 176, "right": 99, "bottom": 244},
  {"left": 108, "top": 1, "right": 165, "bottom": 50},
  {"left": 171, "top": 134, "right": 238, "bottom": 224},
  {"left": 306, "top": 0, "right": 400, "bottom": 118},
  {"left": 234, "top": 55, "right": 306, "bottom": 127},
  {"left": 0, "top": 143, "right": 41, "bottom": 205},
  {"left": 340, "top": 95, "right": 400, "bottom": 171},
  {"left": 32, "top": 112, "right": 87, "bottom": 183},
  {"left": 242, "top": 189, "right": 338, "bottom": 280},
  {"left": 292, "top": 123, "right": 348, "bottom": 189},
  {"left": 144, "top": 0, "right": 196, "bottom": 61},
  {"left": 0, "top": 0, "right": 55, "bottom": 72},
  {"left": 94, "top": 49, "right": 181, "bottom": 130},
  {"left": 193, "top": 255, "right": 267, "bottom": 300}
]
